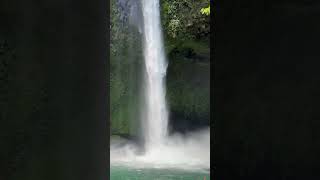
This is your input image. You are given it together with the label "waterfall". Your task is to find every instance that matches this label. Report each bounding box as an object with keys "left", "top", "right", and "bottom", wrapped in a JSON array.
[
  {"left": 110, "top": 0, "right": 210, "bottom": 171},
  {"left": 141, "top": 0, "right": 168, "bottom": 149}
]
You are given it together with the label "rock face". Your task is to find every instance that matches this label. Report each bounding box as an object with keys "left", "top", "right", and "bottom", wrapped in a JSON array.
[{"left": 166, "top": 42, "right": 210, "bottom": 134}]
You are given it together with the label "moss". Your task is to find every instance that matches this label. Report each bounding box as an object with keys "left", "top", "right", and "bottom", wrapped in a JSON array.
[{"left": 166, "top": 48, "right": 210, "bottom": 121}]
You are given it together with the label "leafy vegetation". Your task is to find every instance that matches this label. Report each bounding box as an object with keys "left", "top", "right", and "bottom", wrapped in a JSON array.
[
  {"left": 200, "top": 5, "right": 210, "bottom": 15},
  {"left": 160, "top": 0, "right": 210, "bottom": 40}
]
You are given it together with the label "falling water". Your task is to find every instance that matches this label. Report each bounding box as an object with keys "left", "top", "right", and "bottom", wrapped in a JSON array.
[
  {"left": 110, "top": 0, "right": 210, "bottom": 172},
  {"left": 141, "top": 0, "right": 168, "bottom": 149}
]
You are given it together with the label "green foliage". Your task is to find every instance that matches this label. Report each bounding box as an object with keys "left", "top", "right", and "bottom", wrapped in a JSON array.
[
  {"left": 200, "top": 5, "right": 210, "bottom": 15},
  {"left": 110, "top": 0, "right": 143, "bottom": 135},
  {"left": 160, "top": 0, "right": 210, "bottom": 40}
]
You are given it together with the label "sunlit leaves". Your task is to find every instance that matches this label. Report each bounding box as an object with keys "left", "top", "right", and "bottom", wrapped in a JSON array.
[{"left": 200, "top": 5, "right": 210, "bottom": 16}]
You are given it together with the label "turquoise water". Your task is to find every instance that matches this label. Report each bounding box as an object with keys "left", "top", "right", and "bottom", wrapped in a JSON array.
[{"left": 110, "top": 166, "right": 210, "bottom": 180}]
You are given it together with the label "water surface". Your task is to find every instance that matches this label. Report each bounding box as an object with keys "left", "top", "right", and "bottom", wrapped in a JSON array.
[{"left": 110, "top": 166, "right": 210, "bottom": 180}]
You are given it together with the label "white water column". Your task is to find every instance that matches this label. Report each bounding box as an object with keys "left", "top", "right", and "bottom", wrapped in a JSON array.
[{"left": 141, "top": 0, "right": 169, "bottom": 149}]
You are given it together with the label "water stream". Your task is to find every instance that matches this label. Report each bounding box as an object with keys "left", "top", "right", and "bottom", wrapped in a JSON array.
[{"left": 141, "top": 0, "right": 169, "bottom": 151}]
